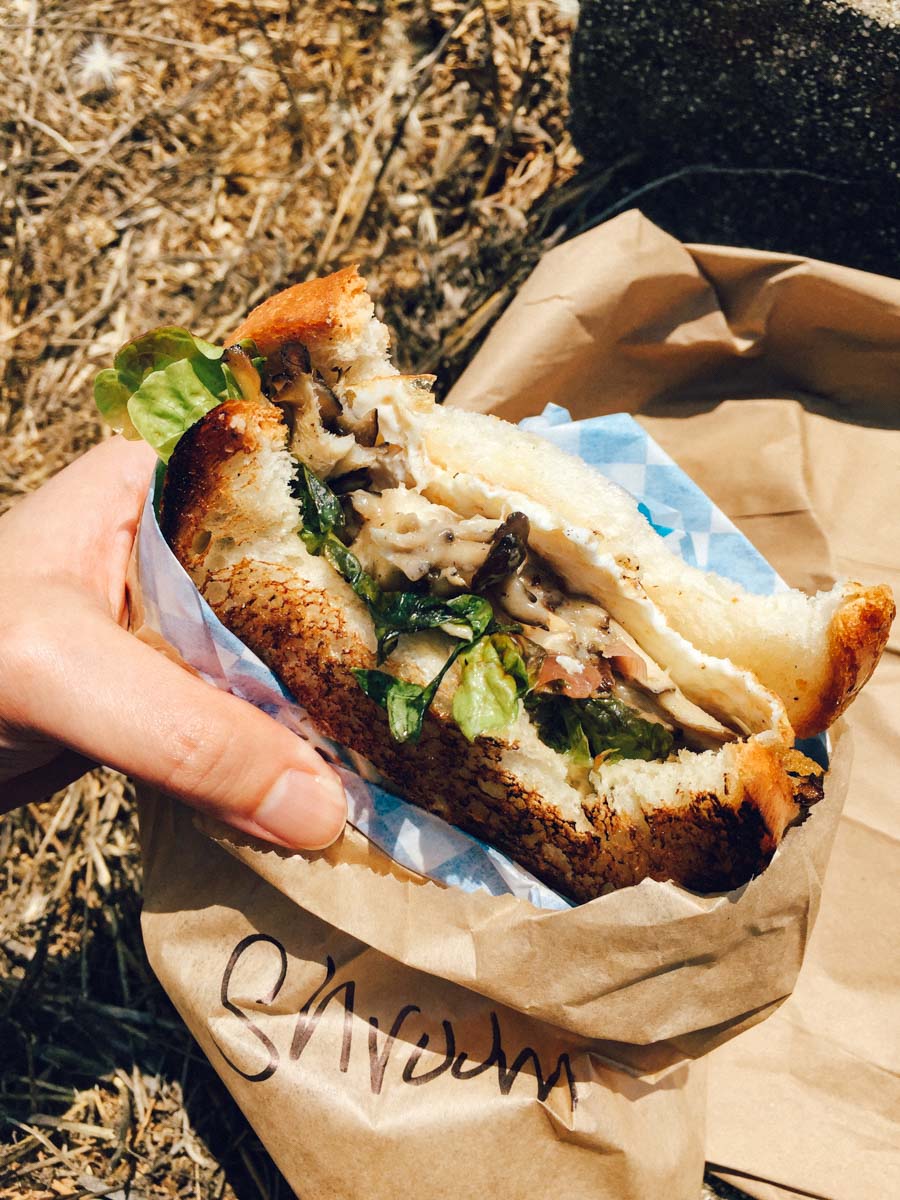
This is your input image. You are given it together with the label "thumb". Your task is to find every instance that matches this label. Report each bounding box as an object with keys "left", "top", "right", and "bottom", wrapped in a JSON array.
[{"left": 15, "top": 603, "right": 347, "bottom": 849}]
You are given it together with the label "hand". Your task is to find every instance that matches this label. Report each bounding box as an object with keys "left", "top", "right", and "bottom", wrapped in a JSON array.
[{"left": 0, "top": 436, "right": 346, "bottom": 848}]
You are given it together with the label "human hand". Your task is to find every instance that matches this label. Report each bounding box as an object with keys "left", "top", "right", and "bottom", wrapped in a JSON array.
[{"left": 0, "top": 435, "right": 346, "bottom": 848}]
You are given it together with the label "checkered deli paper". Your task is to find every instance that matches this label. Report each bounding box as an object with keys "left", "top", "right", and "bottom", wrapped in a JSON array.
[{"left": 136, "top": 405, "right": 785, "bottom": 912}]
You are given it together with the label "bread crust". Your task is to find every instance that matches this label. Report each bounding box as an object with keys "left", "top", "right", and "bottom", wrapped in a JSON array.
[
  {"left": 227, "top": 264, "right": 369, "bottom": 355},
  {"left": 226, "top": 266, "right": 893, "bottom": 740},
  {"left": 160, "top": 394, "right": 812, "bottom": 900},
  {"left": 792, "top": 582, "right": 895, "bottom": 738},
  {"left": 417, "top": 404, "right": 893, "bottom": 738}
]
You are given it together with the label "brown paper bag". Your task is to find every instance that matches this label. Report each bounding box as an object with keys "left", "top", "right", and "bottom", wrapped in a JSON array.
[
  {"left": 135, "top": 210, "right": 879, "bottom": 1198},
  {"left": 141, "top": 791, "right": 711, "bottom": 1197},
  {"left": 448, "top": 210, "right": 900, "bottom": 1198},
  {"left": 137, "top": 721, "right": 847, "bottom": 1199}
]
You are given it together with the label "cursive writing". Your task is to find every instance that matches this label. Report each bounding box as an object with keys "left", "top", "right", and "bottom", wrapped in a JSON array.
[{"left": 213, "top": 934, "right": 579, "bottom": 1112}]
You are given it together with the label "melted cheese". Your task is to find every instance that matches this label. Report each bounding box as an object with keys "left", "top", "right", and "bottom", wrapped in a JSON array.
[{"left": 349, "top": 488, "right": 496, "bottom": 589}]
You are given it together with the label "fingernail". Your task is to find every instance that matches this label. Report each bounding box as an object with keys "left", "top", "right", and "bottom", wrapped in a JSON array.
[{"left": 255, "top": 768, "right": 346, "bottom": 850}]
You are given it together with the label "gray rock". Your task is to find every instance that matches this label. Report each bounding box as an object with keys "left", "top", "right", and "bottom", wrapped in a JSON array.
[{"left": 569, "top": 0, "right": 900, "bottom": 275}]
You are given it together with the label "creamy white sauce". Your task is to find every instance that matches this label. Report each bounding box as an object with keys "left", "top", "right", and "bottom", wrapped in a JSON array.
[{"left": 285, "top": 371, "right": 789, "bottom": 751}]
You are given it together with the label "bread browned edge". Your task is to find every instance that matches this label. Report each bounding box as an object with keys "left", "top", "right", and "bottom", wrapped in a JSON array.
[
  {"left": 159, "top": 391, "right": 819, "bottom": 901},
  {"left": 792, "top": 584, "right": 895, "bottom": 738},
  {"left": 227, "top": 263, "right": 368, "bottom": 355}
]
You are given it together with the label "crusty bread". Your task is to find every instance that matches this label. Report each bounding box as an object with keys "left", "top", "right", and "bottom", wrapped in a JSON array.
[
  {"left": 229, "top": 267, "right": 893, "bottom": 739},
  {"left": 418, "top": 406, "right": 894, "bottom": 738},
  {"left": 160, "top": 396, "right": 816, "bottom": 900}
]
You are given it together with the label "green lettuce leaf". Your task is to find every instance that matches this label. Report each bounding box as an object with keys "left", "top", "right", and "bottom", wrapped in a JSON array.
[
  {"left": 356, "top": 628, "right": 533, "bottom": 746},
  {"left": 127, "top": 358, "right": 224, "bottom": 463},
  {"left": 113, "top": 327, "right": 223, "bottom": 391},
  {"left": 488, "top": 632, "right": 531, "bottom": 693},
  {"left": 94, "top": 368, "right": 140, "bottom": 439},
  {"left": 451, "top": 635, "right": 523, "bottom": 742},
  {"left": 94, "top": 327, "right": 263, "bottom": 461}
]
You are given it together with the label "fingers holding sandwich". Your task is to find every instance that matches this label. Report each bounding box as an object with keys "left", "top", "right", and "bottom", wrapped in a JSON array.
[
  {"left": 0, "top": 436, "right": 346, "bottom": 850},
  {"left": 0, "top": 601, "right": 347, "bottom": 848}
]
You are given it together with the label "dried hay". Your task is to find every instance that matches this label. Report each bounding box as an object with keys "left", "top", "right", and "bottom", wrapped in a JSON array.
[
  {"left": 0, "top": 1, "right": 582, "bottom": 1194},
  {"left": 0, "top": 2, "right": 743, "bottom": 1196}
]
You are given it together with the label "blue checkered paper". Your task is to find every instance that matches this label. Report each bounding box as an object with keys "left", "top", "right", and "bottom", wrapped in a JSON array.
[
  {"left": 520, "top": 406, "right": 785, "bottom": 595},
  {"left": 136, "top": 407, "right": 788, "bottom": 912}
]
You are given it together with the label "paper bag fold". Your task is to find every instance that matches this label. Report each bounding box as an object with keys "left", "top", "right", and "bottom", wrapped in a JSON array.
[{"left": 141, "top": 791, "right": 708, "bottom": 1199}]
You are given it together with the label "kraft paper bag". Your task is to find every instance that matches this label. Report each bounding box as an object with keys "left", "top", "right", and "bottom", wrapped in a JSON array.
[
  {"left": 133, "top": 210, "right": 886, "bottom": 1198},
  {"left": 140, "top": 790, "right": 709, "bottom": 1198},
  {"left": 449, "top": 210, "right": 900, "bottom": 1198}
]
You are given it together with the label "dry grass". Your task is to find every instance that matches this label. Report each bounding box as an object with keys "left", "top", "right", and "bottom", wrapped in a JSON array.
[
  {"left": 0, "top": 2, "right": 583, "bottom": 1195},
  {"left": 0, "top": 2, "right": 744, "bottom": 1196},
  {"left": 0, "top": 0, "right": 588, "bottom": 493}
]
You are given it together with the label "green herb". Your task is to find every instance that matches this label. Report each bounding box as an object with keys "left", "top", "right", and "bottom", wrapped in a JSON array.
[
  {"left": 580, "top": 695, "right": 674, "bottom": 761},
  {"left": 525, "top": 694, "right": 593, "bottom": 765},
  {"left": 291, "top": 463, "right": 493, "bottom": 662},
  {"left": 293, "top": 462, "right": 345, "bottom": 542},
  {"left": 353, "top": 639, "right": 471, "bottom": 744},
  {"left": 527, "top": 693, "right": 673, "bottom": 765},
  {"left": 371, "top": 592, "right": 492, "bottom": 663},
  {"left": 357, "top": 629, "right": 534, "bottom": 745},
  {"left": 320, "top": 535, "right": 382, "bottom": 607},
  {"left": 94, "top": 327, "right": 263, "bottom": 462}
]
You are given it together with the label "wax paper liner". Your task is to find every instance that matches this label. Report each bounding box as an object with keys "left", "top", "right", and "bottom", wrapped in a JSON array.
[{"left": 135, "top": 403, "right": 815, "bottom": 912}]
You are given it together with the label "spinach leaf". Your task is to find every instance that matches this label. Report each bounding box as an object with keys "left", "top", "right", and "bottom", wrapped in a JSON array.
[
  {"left": 292, "top": 463, "right": 494, "bottom": 662},
  {"left": 526, "top": 695, "right": 592, "bottom": 766},
  {"left": 319, "top": 535, "right": 381, "bottom": 607},
  {"left": 293, "top": 462, "right": 345, "bottom": 540},
  {"left": 371, "top": 591, "right": 493, "bottom": 663},
  {"left": 526, "top": 693, "right": 673, "bottom": 765},
  {"left": 353, "top": 638, "right": 471, "bottom": 744},
  {"left": 580, "top": 695, "right": 674, "bottom": 762}
]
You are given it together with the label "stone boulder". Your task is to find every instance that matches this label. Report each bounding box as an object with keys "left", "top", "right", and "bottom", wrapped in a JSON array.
[{"left": 569, "top": 0, "right": 900, "bottom": 275}]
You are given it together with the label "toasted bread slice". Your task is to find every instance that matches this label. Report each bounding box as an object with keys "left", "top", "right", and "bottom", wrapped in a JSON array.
[
  {"left": 160, "top": 398, "right": 813, "bottom": 900},
  {"left": 418, "top": 405, "right": 895, "bottom": 738},
  {"left": 228, "top": 268, "right": 892, "bottom": 738}
]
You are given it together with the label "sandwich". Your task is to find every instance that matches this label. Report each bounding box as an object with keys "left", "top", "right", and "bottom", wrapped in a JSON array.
[{"left": 95, "top": 267, "right": 894, "bottom": 901}]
